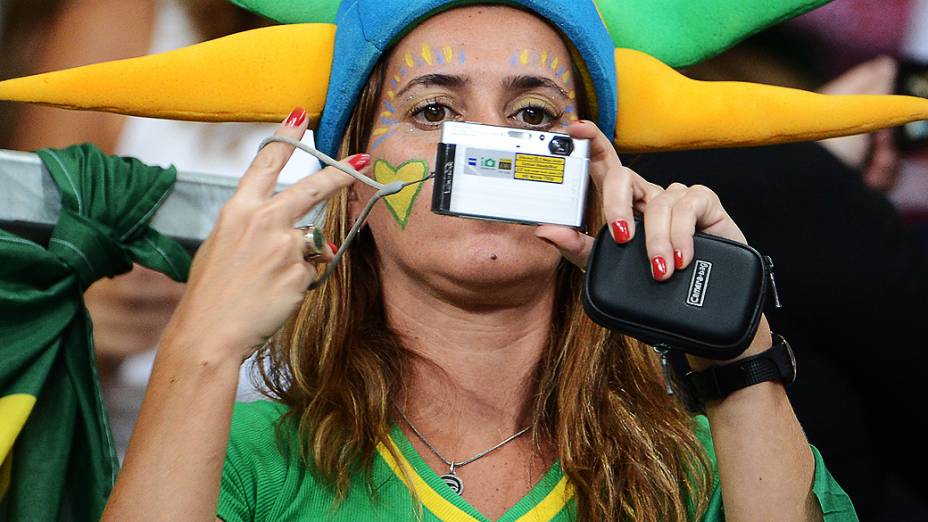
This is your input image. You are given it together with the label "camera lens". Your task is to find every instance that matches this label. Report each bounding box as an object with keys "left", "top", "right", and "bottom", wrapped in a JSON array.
[{"left": 548, "top": 136, "right": 574, "bottom": 156}]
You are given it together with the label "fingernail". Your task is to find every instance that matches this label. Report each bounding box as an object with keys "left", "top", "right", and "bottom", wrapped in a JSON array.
[
  {"left": 674, "top": 249, "right": 684, "bottom": 270},
  {"left": 285, "top": 107, "right": 307, "bottom": 127},
  {"left": 610, "top": 220, "right": 630, "bottom": 243},
  {"left": 347, "top": 153, "right": 371, "bottom": 171},
  {"left": 328, "top": 241, "right": 339, "bottom": 253},
  {"left": 651, "top": 256, "right": 667, "bottom": 280}
]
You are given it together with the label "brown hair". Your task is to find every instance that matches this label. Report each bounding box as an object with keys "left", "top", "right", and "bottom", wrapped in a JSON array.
[{"left": 259, "top": 51, "right": 713, "bottom": 522}]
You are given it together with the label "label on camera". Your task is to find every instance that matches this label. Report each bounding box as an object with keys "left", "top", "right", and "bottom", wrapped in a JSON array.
[
  {"left": 686, "top": 260, "right": 712, "bottom": 307},
  {"left": 463, "top": 148, "right": 564, "bottom": 184},
  {"left": 514, "top": 154, "right": 565, "bottom": 184}
]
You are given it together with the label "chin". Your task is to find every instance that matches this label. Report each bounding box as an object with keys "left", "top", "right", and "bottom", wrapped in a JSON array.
[{"left": 423, "top": 225, "right": 561, "bottom": 296}]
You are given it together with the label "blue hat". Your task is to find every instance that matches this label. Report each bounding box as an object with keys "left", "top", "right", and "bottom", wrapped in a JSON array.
[{"left": 314, "top": 0, "right": 617, "bottom": 156}]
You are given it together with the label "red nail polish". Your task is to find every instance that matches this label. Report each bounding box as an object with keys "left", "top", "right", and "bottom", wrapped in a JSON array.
[
  {"left": 610, "top": 220, "right": 630, "bottom": 243},
  {"left": 285, "top": 107, "right": 307, "bottom": 127},
  {"left": 328, "top": 242, "right": 338, "bottom": 253},
  {"left": 347, "top": 154, "right": 371, "bottom": 170},
  {"left": 674, "top": 249, "right": 684, "bottom": 270},
  {"left": 651, "top": 256, "right": 667, "bottom": 279}
]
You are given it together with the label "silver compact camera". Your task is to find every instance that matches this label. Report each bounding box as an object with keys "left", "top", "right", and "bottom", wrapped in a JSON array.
[{"left": 431, "top": 121, "right": 590, "bottom": 227}]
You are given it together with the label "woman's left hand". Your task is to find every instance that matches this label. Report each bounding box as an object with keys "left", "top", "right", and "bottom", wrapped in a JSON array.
[{"left": 535, "top": 120, "right": 772, "bottom": 364}]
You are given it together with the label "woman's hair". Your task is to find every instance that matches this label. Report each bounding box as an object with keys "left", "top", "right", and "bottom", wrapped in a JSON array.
[{"left": 258, "top": 43, "right": 713, "bottom": 522}]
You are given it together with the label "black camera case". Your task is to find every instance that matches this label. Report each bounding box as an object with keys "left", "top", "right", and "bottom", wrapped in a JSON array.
[{"left": 581, "top": 222, "right": 776, "bottom": 360}]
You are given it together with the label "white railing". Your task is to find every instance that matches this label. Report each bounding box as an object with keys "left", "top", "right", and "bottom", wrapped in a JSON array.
[{"left": 0, "top": 148, "right": 321, "bottom": 250}]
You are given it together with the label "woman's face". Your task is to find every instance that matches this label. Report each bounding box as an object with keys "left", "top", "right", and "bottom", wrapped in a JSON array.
[{"left": 350, "top": 6, "right": 580, "bottom": 299}]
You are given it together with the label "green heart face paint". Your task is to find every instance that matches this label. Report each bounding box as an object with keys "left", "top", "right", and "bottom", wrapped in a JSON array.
[{"left": 373, "top": 159, "right": 429, "bottom": 228}]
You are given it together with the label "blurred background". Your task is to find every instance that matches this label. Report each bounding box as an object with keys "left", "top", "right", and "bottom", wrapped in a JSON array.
[
  {"left": 2, "top": 1, "right": 927, "bottom": 520},
  {"left": 0, "top": 0, "right": 277, "bottom": 464}
]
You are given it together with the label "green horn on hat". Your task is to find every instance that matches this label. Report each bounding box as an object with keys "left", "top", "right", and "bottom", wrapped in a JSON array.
[
  {"left": 227, "top": 0, "right": 832, "bottom": 67},
  {"left": 595, "top": 0, "right": 832, "bottom": 67},
  {"left": 228, "top": 0, "right": 342, "bottom": 24}
]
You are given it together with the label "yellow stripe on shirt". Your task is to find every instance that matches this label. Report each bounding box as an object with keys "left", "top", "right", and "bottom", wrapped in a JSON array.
[
  {"left": 513, "top": 474, "right": 574, "bottom": 521},
  {"left": 376, "top": 439, "right": 481, "bottom": 522}
]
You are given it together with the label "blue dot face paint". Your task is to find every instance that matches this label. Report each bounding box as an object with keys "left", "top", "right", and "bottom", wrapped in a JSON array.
[
  {"left": 508, "top": 48, "right": 578, "bottom": 127},
  {"left": 368, "top": 43, "right": 467, "bottom": 228},
  {"left": 370, "top": 43, "right": 468, "bottom": 153}
]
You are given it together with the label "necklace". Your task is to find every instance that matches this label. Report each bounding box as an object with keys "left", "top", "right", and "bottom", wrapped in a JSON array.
[{"left": 397, "top": 409, "right": 531, "bottom": 496}]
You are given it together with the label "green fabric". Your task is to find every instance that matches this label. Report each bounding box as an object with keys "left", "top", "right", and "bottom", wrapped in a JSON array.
[
  {"left": 0, "top": 143, "right": 190, "bottom": 521},
  {"left": 217, "top": 400, "right": 859, "bottom": 521},
  {"left": 224, "top": 0, "right": 831, "bottom": 67}
]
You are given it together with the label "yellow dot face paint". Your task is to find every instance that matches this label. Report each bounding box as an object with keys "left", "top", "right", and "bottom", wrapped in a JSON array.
[
  {"left": 368, "top": 42, "right": 465, "bottom": 228},
  {"left": 371, "top": 43, "right": 580, "bottom": 227},
  {"left": 421, "top": 44, "right": 434, "bottom": 66},
  {"left": 507, "top": 49, "right": 577, "bottom": 128},
  {"left": 371, "top": 42, "right": 465, "bottom": 153}
]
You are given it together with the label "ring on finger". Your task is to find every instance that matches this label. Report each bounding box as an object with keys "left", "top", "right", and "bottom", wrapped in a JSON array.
[{"left": 296, "top": 224, "right": 325, "bottom": 260}]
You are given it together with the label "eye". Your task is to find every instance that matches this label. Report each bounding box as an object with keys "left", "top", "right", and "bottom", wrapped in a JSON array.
[
  {"left": 411, "top": 102, "right": 454, "bottom": 125},
  {"left": 519, "top": 106, "right": 547, "bottom": 126},
  {"left": 511, "top": 104, "right": 559, "bottom": 128}
]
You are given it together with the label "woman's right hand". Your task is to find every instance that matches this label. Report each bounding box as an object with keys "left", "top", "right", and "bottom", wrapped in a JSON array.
[{"left": 162, "top": 108, "right": 368, "bottom": 361}]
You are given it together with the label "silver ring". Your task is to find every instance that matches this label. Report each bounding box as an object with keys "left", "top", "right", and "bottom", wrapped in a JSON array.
[{"left": 296, "top": 224, "right": 325, "bottom": 260}]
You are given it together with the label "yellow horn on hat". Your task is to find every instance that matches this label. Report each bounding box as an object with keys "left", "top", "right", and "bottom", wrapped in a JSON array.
[
  {"left": 0, "top": 24, "right": 335, "bottom": 124},
  {"left": 615, "top": 48, "right": 928, "bottom": 152}
]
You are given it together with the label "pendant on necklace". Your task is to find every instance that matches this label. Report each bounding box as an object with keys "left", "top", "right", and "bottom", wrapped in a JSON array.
[{"left": 441, "top": 470, "right": 464, "bottom": 495}]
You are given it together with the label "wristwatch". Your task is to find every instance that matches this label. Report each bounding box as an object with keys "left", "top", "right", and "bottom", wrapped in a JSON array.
[{"left": 685, "top": 333, "right": 796, "bottom": 401}]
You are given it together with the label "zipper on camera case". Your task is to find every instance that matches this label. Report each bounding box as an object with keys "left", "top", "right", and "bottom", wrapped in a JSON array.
[{"left": 431, "top": 143, "right": 456, "bottom": 215}]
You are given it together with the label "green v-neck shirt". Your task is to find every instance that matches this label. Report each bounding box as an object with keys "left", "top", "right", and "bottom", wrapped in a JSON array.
[{"left": 217, "top": 401, "right": 857, "bottom": 521}]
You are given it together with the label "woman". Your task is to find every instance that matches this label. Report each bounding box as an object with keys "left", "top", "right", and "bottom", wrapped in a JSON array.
[{"left": 101, "top": 4, "right": 853, "bottom": 521}]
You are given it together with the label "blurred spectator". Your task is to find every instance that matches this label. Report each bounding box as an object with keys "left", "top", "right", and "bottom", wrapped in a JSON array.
[
  {"left": 817, "top": 56, "right": 900, "bottom": 191},
  {"left": 634, "top": 142, "right": 928, "bottom": 522},
  {"left": 790, "top": 0, "right": 912, "bottom": 77},
  {"left": 638, "top": 7, "right": 928, "bottom": 519},
  {"left": 0, "top": 0, "right": 276, "bottom": 459}
]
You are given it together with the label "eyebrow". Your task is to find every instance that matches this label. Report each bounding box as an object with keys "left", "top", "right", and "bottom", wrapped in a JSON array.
[
  {"left": 503, "top": 75, "right": 570, "bottom": 99},
  {"left": 394, "top": 74, "right": 469, "bottom": 99},
  {"left": 392, "top": 73, "right": 570, "bottom": 101}
]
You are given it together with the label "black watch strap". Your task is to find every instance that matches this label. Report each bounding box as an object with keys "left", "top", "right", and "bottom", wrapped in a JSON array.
[{"left": 686, "top": 334, "right": 795, "bottom": 401}]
